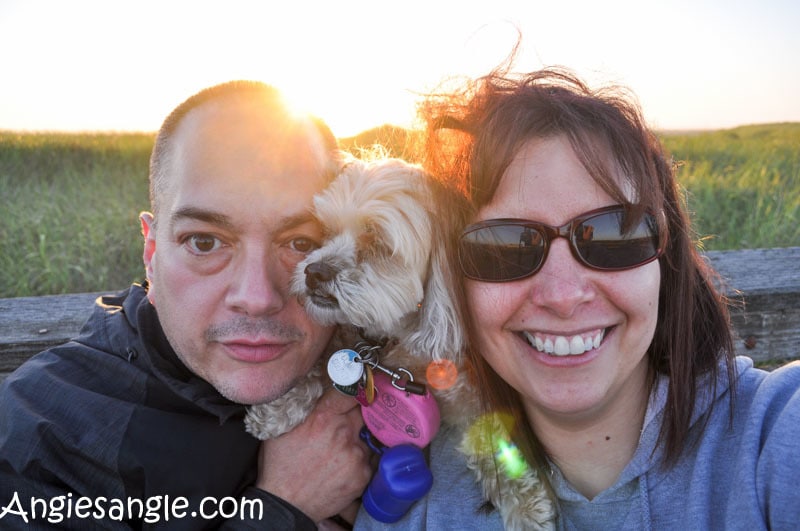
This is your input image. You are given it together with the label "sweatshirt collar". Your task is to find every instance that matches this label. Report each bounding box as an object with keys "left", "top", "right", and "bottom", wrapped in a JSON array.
[{"left": 551, "top": 357, "right": 746, "bottom": 504}]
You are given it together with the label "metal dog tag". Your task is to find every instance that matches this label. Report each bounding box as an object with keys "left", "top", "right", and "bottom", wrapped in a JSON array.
[
  {"left": 354, "top": 365, "right": 376, "bottom": 407},
  {"left": 327, "top": 349, "right": 364, "bottom": 387}
]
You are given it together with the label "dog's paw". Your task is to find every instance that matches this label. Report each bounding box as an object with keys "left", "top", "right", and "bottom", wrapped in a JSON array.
[
  {"left": 243, "top": 366, "right": 325, "bottom": 440},
  {"left": 244, "top": 403, "right": 283, "bottom": 440}
]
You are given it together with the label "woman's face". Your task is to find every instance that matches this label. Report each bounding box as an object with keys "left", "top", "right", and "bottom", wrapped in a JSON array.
[{"left": 466, "top": 134, "right": 660, "bottom": 428}]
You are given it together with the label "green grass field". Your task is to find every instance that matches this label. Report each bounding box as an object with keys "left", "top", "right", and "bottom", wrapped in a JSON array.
[
  {"left": 661, "top": 123, "right": 800, "bottom": 251},
  {"left": 1, "top": 123, "right": 798, "bottom": 298},
  {"left": 1, "top": 132, "right": 153, "bottom": 298}
]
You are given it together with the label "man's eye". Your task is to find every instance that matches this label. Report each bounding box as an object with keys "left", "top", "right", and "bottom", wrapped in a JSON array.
[
  {"left": 289, "top": 237, "right": 319, "bottom": 254},
  {"left": 186, "top": 234, "right": 222, "bottom": 254}
]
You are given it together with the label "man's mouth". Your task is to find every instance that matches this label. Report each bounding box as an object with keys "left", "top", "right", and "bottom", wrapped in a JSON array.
[
  {"left": 521, "top": 328, "right": 607, "bottom": 356},
  {"left": 221, "top": 339, "right": 289, "bottom": 363}
]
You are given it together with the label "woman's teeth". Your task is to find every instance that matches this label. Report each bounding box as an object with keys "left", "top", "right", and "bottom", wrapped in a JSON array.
[{"left": 522, "top": 329, "right": 605, "bottom": 356}]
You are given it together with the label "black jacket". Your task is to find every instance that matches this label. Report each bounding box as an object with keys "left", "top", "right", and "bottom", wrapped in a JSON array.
[{"left": 0, "top": 284, "right": 315, "bottom": 530}]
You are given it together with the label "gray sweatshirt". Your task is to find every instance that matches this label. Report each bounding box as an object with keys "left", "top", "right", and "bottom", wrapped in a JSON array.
[{"left": 355, "top": 357, "right": 800, "bottom": 530}]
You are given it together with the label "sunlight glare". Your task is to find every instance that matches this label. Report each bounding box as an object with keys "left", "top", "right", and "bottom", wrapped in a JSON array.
[
  {"left": 425, "top": 359, "right": 458, "bottom": 390},
  {"left": 461, "top": 411, "right": 530, "bottom": 479},
  {"left": 279, "top": 81, "right": 417, "bottom": 139},
  {"left": 496, "top": 439, "right": 528, "bottom": 479}
]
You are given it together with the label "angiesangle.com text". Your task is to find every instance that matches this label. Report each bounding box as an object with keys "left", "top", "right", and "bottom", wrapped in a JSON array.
[{"left": 1, "top": 492, "right": 265, "bottom": 525}]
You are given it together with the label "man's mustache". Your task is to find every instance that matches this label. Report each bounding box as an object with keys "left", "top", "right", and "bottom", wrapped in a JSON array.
[{"left": 205, "top": 316, "right": 305, "bottom": 342}]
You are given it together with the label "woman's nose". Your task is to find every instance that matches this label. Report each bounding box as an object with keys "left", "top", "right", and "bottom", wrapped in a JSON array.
[{"left": 528, "top": 239, "right": 595, "bottom": 317}]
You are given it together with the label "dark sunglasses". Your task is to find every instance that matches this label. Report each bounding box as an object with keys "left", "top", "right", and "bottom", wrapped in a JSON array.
[{"left": 459, "top": 205, "right": 662, "bottom": 282}]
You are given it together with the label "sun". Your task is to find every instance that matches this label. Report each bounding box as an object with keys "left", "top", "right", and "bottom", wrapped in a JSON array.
[{"left": 278, "top": 82, "right": 417, "bottom": 140}]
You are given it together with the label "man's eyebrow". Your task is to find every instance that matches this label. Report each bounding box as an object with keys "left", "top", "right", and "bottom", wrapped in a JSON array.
[
  {"left": 276, "top": 212, "right": 319, "bottom": 233},
  {"left": 170, "top": 207, "right": 318, "bottom": 233},
  {"left": 170, "top": 207, "right": 235, "bottom": 230}
]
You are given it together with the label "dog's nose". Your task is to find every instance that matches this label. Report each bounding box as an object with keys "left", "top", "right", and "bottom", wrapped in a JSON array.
[{"left": 305, "top": 262, "right": 337, "bottom": 289}]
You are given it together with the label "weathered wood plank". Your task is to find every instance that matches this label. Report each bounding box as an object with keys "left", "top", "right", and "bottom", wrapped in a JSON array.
[
  {"left": 0, "top": 292, "right": 103, "bottom": 375},
  {"left": 706, "top": 247, "right": 800, "bottom": 364},
  {"left": 1, "top": 247, "right": 798, "bottom": 381}
]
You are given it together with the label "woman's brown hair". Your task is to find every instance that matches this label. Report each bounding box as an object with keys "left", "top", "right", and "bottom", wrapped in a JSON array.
[{"left": 419, "top": 66, "right": 736, "bottom": 477}]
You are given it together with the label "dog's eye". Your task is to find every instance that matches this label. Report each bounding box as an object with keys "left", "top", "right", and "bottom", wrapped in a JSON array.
[
  {"left": 357, "top": 227, "right": 389, "bottom": 262},
  {"left": 288, "top": 237, "right": 319, "bottom": 254},
  {"left": 359, "top": 226, "right": 377, "bottom": 249}
]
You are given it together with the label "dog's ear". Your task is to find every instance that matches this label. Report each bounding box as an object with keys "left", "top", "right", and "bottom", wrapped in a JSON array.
[{"left": 405, "top": 180, "right": 471, "bottom": 361}]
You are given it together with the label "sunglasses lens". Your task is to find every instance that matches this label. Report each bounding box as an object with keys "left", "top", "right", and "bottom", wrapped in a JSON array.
[
  {"left": 459, "top": 224, "right": 545, "bottom": 281},
  {"left": 574, "top": 211, "right": 660, "bottom": 270},
  {"left": 460, "top": 207, "right": 661, "bottom": 282}
]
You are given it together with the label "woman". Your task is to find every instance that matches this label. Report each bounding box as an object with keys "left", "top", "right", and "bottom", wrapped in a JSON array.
[{"left": 355, "top": 67, "right": 800, "bottom": 529}]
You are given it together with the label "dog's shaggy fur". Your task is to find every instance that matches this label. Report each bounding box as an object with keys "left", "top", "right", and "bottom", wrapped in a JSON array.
[{"left": 244, "top": 156, "right": 555, "bottom": 529}]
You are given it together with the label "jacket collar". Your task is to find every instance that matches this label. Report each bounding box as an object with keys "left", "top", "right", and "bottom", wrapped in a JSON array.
[{"left": 101, "top": 284, "right": 247, "bottom": 424}]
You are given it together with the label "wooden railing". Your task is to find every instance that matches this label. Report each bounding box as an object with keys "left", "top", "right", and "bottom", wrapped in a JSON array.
[{"left": 1, "top": 247, "right": 798, "bottom": 381}]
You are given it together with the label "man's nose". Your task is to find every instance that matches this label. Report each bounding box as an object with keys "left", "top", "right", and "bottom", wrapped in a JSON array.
[{"left": 227, "top": 251, "right": 286, "bottom": 316}]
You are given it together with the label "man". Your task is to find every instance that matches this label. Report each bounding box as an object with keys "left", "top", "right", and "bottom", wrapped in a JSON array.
[{"left": 0, "top": 81, "right": 371, "bottom": 529}]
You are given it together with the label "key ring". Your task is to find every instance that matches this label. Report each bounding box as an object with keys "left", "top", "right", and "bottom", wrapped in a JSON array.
[
  {"left": 355, "top": 341, "right": 381, "bottom": 354},
  {"left": 351, "top": 342, "right": 427, "bottom": 396}
]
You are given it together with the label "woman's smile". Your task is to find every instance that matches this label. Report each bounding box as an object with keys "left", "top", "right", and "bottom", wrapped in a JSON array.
[{"left": 520, "top": 328, "right": 606, "bottom": 356}]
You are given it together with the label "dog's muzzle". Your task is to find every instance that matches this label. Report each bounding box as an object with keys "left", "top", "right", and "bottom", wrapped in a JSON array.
[
  {"left": 304, "top": 262, "right": 340, "bottom": 307},
  {"left": 305, "top": 262, "right": 337, "bottom": 289}
]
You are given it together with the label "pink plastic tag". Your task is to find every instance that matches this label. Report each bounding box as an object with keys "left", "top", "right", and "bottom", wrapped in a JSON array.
[{"left": 361, "top": 371, "right": 440, "bottom": 448}]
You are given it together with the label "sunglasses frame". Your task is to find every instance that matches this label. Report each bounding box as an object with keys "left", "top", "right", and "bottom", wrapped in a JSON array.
[{"left": 459, "top": 204, "right": 663, "bottom": 282}]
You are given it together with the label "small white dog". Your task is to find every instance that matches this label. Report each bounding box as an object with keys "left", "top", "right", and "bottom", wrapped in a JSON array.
[{"left": 244, "top": 156, "right": 554, "bottom": 529}]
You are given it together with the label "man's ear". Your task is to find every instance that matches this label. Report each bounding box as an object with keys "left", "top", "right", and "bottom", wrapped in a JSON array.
[{"left": 140, "top": 212, "right": 157, "bottom": 305}]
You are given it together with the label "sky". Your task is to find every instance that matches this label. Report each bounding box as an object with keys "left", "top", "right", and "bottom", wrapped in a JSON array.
[{"left": 1, "top": 0, "right": 798, "bottom": 138}]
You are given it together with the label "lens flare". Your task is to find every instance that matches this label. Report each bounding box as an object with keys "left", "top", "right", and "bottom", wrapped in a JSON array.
[
  {"left": 496, "top": 439, "right": 528, "bottom": 479},
  {"left": 461, "top": 411, "right": 529, "bottom": 479},
  {"left": 425, "top": 359, "right": 458, "bottom": 390},
  {"left": 462, "top": 412, "right": 515, "bottom": 456}
]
